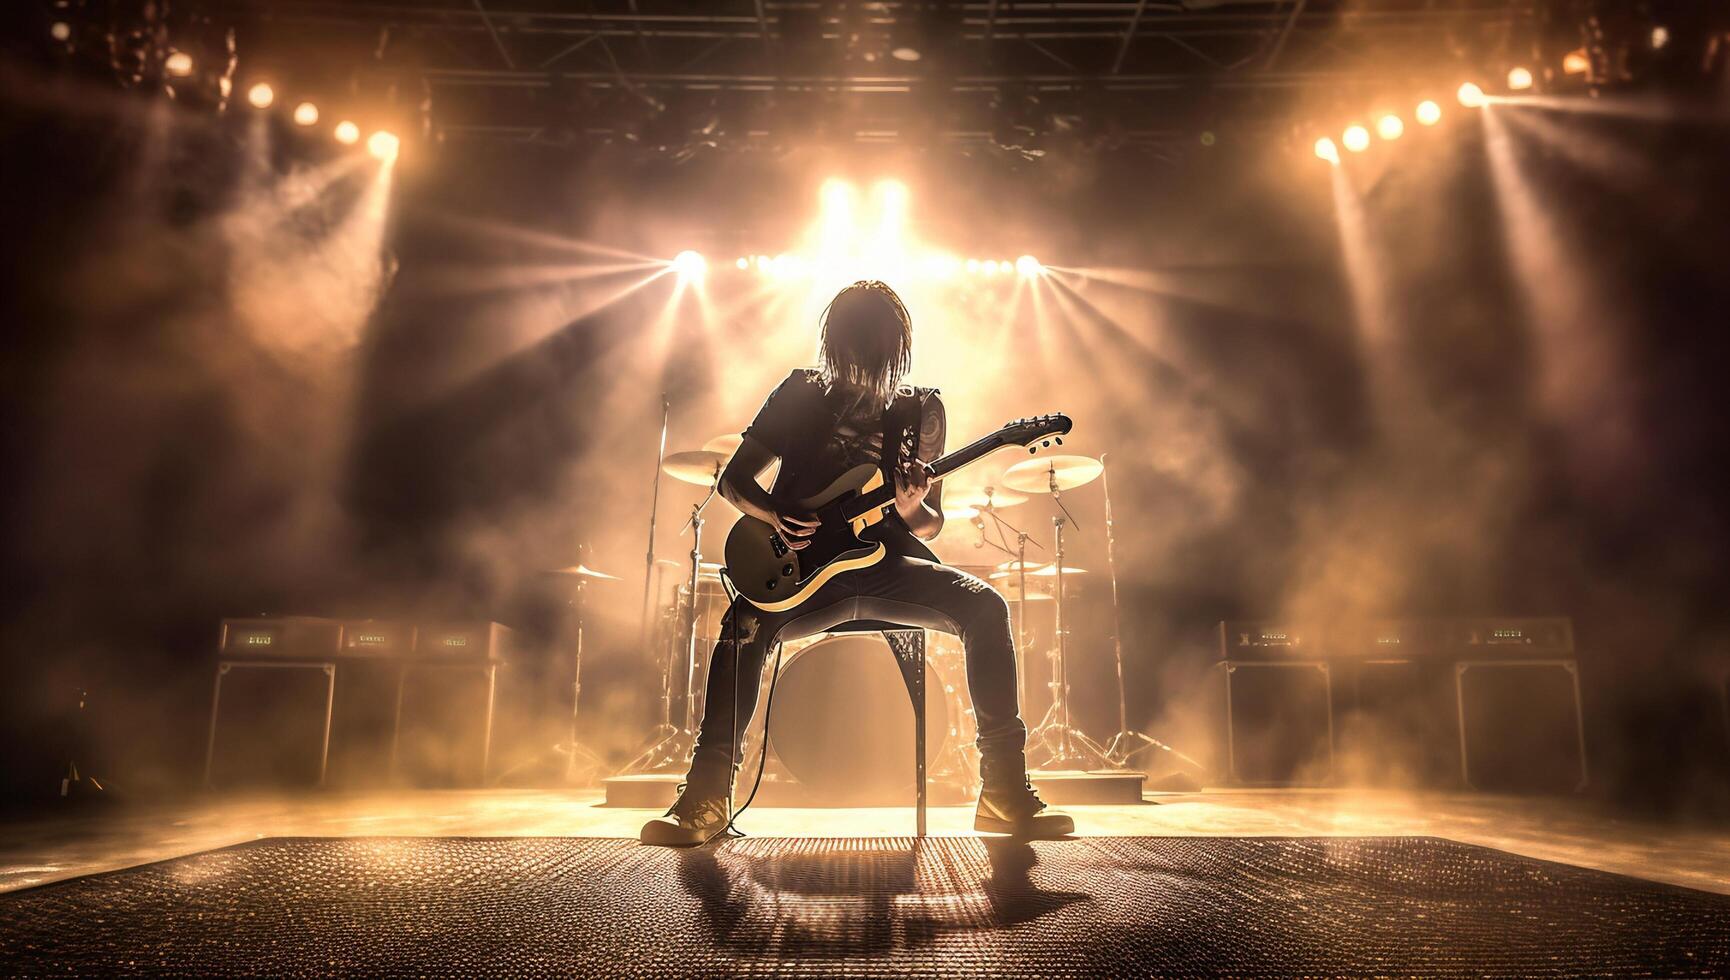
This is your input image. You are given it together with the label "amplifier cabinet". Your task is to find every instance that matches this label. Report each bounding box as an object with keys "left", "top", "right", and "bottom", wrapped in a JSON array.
[
  {"left": 1455, "top": 659, "right": 1588, "bottom": 793},
  {"left": 219, "top": 616, "right": 342, "bottom": 660},
  {"left": 1219, "top": 660, "right": 1335, "bottom": 786}
]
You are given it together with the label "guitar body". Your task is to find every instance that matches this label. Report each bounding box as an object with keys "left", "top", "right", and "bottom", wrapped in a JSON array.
[
  {"left": 724, "top": 464, "right": 890, "bottom": 613},
  {"left": 721, "top": 413, "right": 1074, "bottom": 614}
]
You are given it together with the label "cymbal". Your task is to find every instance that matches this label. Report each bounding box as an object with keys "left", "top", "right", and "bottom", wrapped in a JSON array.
[
  {"left": 989, "top": 564, "right": 1087, "bottom": 580},
  {"left": 994, "top": 580, "right": 1056, "bottom": 602},
  {"left": 662, "top": 449, "right": 728, "bottom": 486},
  {"left": 943, "top": 486, "right": 1029, "bottom": 510},
  {"left": 543, "top": 563, "right": 619, "bottom": 581},
  {"left": 702, "top": 433, "right": 743, "bottom": 456},
  {"left": 942, "top": 505, "right": 980, "bottom": 522},
  {"left": 1001, "top": 454, "right": 1104, "bottom": 494}
]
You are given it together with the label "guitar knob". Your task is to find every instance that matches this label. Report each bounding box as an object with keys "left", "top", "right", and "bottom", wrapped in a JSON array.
[
  {"left": 1056, "top": 437, "right": 1063, "bottom": 445},
  {"left": 765, "top": 580, "right": 777, "bottom": 591},
  {"left": 1028, "top": 447, "right": 1036, "bottom": 453},
  {"left": 782, "top": 564, "right": 794, "bottom": 576},
  {"left": 1042, "top": 440, "right": 1050, "bottom": 447}
]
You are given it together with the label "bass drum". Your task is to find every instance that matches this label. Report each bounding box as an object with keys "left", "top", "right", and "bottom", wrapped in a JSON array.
[{"left": 766, "top": 633, "right": 963, "bottom": 804}]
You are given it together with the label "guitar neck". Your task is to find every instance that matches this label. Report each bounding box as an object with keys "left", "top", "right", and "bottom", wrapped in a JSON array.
[{"left": 843, "top": 432, "right": 1006, "bottom": 521}]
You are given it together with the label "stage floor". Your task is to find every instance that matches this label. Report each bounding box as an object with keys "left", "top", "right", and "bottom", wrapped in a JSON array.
[
  {"left": 6, "top": 834, "right": 1728, "bottom": 975},
  {"left": 3, "top": 787, "right": 1728, "bottom": 897}
]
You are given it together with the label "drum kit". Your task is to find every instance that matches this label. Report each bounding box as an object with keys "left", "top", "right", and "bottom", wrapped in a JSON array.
[{"left": 554, "top": 400, "right": 1190, "bottom": 790}]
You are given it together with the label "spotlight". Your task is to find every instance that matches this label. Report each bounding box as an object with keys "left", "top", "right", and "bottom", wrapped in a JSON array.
[
  {"left": 1314, "top": 137, "right": 1340, "bottom": 164},
  {"left": 965, "top": 258, "right": 980, "bottom": 274},
  {"left": 1376, "top": 114, "right": 1404, "bottom": 140},
  {"left": 50, "top": 21, "right": 71, "bottom": 42},
  {"left": 735, "top": 257, "right": 749, "bottom": 270},
  {"left": 246, "top": 82, "right": 274, "bottom": 110},
  {"left": 1562, "top": 49, "right": 1591, "bottom": 75},
  {"left": 1415, "top": 100, "right": 1442, "bottom": 126},
  {"left": 673, "top": 250, "right": 706, "bottom": 281},
  {"left": 1651, "top": 25, "right": 1669, "bottom": 50},
  {"left": 1507, "top": 66, "right": 1534, "bottom": 91},
  {"left": 366, "top": 130, "right": 399, "bottom": 161},
  {"left": 1341, "top": 125, "right": 1370, "bottom": 153},
  {"left": 1015, "top": 255, "right": 1042, "bottom": 277},
  {"left": 1457, "top": 82, "right": 1487, "bottom": 108},
  {"left": 334, "top": 120, "right": 360, "bottom": 145},
  {"left": 891, "top": 45, "right": 921, "bottom": 62},
  {"left": 164, "top": 51, "right": 193, "bottom": 77},
  {"left": 982, "top": 259, "right": 999, "bottom": 277},
  {"left": 292, "top": 102, "right": 319, "bottom": 126}
]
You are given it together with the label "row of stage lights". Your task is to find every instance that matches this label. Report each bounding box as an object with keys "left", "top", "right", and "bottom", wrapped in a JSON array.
[
  {"left": 46, "top": 18, "right": 401, "bottom": 162},
  {"left": 668, "top": 251, "right": 1045, "bottom": 282},
  {"left": 234, "top": 80, "right": 401, "bottom": 163},
  {"left": 1311, "top": 67, "right": 1537, "bottom": 165}
]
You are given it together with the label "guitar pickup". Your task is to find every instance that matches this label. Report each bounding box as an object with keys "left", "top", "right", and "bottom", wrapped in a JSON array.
[{"left": 770, "top": 534, "right": 789, "bottom": 558}]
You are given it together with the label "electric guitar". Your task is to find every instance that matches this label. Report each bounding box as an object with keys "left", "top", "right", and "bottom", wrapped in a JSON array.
[{"left": 723, "top": 414, "right": 1074, "bottom": 612}]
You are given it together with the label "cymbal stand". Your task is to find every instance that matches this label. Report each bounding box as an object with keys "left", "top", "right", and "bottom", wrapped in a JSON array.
[
  {"left": 1028, "top": 471, "right": 1110, "bottom": 771},
  {"left": 559, "top": 573, "right": 611, "bottom": 783},
  {"left": 624, "top": 463, "right": 720, "bottom": 773},
  {"left": 639, "top": 394, "right": 669, "bottom": 649}
]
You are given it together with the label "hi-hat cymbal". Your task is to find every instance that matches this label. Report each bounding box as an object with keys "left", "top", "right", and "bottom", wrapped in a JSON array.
[
  {"left": 943, "top": 486, "right": 1029, "bottom": 510},
  {"left": 662, "top": 449, "right": 728, "bottom": 485},
  {"left": 1001, "top": 454, "right": 1104, "bottom": 494},
  {"left": 543, "top": 563, "right": 619, "bottom": 581},
  {"left": 702, "top": 433, "right": 743, "bottom": 456}
]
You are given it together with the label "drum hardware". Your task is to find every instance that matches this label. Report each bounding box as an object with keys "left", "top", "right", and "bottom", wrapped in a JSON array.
[
  {"left": 503, "top": 558, "right": 616, "bottom": 785},
  {"left": 623, "top": 444, "right": 729, "bottom": 774},
  {"left": 1004, "top": 455, "right": 1112, "bottom": 771},
  {"left": 970, "top": 489, "right": 1047, "bottom": 714},
  {"left": 1093, "top": 452, "right": 1190, "bottom": 771},
  {"left": 639, "top": 394, "right": 669, "bottom": 650}
]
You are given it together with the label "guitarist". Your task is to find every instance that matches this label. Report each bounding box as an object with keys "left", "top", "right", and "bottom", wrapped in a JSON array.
[{"left": 641, "top": 280, "right": 1073, "bottom": 845}]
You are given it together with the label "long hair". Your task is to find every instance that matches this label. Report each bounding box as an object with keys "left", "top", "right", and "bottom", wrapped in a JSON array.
[{"left": 817, "top": 280, "right": 913, "bottom": 406}]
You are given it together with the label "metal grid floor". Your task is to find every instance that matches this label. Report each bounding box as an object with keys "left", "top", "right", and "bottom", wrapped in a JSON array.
[{"left": 3, "top": 835, "right": 1727, "bottom": 976}]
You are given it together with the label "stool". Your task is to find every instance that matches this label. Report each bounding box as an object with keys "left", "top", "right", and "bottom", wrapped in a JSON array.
[{"left": 822, "top": 621, "right": 929, "bottom": 837}]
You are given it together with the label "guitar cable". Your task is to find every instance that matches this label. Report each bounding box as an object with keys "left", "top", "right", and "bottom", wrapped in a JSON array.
[{"left": 716, "top": 567, "right": 782, "bottom": 841}]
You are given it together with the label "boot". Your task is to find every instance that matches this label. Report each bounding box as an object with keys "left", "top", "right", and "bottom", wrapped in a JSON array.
[
  {"left": 639, "top": 771, "right": 733, "bottom": 847},
  {"left": 975, "top": 751, "right": 1075, "bottom": 838}
]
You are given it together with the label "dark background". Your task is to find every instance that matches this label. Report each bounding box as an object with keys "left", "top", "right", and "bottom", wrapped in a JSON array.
[{"left": 3, "top": 10, "right": 1729, "bottom": 819}]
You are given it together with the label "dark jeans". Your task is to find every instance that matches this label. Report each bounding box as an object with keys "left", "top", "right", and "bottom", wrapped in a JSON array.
[{"left": 689, "top": 554, "right": 1026, "bottom": 788}]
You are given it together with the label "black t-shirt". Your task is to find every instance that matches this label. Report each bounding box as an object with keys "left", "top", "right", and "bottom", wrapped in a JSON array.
[{"left": 741, "top": 368, "right": 945, "bottom": 555}]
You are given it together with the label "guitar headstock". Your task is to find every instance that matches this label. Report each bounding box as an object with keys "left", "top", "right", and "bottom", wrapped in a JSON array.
[{"left": 997, "top": 413, "right": 1073, "bottom": 450}]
